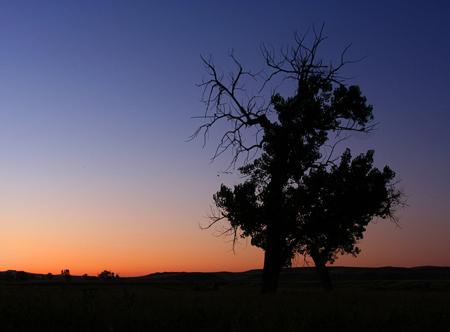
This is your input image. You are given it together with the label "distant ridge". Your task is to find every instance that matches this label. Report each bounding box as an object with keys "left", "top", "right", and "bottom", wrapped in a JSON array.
[{"left": 2, "top": 266, "right": 449, "bottom": 284}]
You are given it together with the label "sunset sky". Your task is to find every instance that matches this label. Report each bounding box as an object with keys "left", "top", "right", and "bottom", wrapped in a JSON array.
[{"left": 0, "top": 1, "right": 449, "bottom": 276}]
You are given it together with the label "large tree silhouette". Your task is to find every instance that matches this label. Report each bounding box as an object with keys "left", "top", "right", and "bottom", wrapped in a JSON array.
[{"left": 195, "top": 28, "right": 399, "bottom": 292}]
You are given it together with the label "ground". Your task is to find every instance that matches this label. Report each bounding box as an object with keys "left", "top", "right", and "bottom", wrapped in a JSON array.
[{"left": 1, "top": 267, "right": 449, "bottom": 331}]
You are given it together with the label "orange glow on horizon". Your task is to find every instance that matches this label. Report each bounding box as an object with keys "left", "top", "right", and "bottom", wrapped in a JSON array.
[
  {"left": 1, "top": 190, "right": 449, "bottom": 276},
  {"left": 2, "top": 217, "right": 450, "bottom": 277}
]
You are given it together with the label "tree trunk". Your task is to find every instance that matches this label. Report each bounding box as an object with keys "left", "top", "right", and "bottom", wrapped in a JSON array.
[
  {"left": 261, "top": 152, "right": 287, "bottom": 294},
  {"left": 312, "top": 255, "right": 333, "bottom": 291},
  {"left": 261, "top": 241, "right": 282, "bottom": 293}
]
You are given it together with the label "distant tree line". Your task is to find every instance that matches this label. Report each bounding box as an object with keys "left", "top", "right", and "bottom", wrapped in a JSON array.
[{"left": 0, "top": 269, "right": 122, "bottom": 282}]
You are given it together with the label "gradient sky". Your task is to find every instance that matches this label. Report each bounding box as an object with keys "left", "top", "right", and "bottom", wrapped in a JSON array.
[{"left": 0, "top": 1, "right": 449, "bottom": 276}]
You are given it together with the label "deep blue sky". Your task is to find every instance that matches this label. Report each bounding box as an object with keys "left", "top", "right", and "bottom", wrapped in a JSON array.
[{"left": 0, "top": 1, "right": 449, "bottom": 274}]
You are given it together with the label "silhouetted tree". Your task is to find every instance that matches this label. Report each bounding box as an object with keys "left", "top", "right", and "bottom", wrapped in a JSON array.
[
  {"left": 98, "top": 270, "right": 116, "bottom": 280},
  {"left": 61, "top": 269, "right": 71, "bottom": 281},
  {"left": 293, "top": 149, "right": 402, "bottom": 290},
  {"left": 195, "top": 27, "right": 396, "bottom": 293}
]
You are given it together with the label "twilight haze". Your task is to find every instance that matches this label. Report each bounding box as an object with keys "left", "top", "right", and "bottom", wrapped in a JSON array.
[{"left": 0, "top": 1, "right": 449, "bottom": 276}]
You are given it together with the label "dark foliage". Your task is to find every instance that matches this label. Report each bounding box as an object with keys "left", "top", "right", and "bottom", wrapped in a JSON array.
[
  {"left": 296, "top": 149, "right": 400, "bottom": 263},
  {"left": 293, "top": 149, "right": 402, "bottom": 290}
]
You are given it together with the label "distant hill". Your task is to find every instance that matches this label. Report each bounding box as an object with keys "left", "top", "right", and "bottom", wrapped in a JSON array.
[
  {"left": 1, "top": 266, "right": 449, "bottom": 285},
  {"left": 130, "top": 266, "right": 450, "bottom": 284}
]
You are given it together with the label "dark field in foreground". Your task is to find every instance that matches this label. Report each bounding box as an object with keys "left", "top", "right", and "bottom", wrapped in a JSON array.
[{"left": 1, "top": 267, "right": 450, "bottom": 332}]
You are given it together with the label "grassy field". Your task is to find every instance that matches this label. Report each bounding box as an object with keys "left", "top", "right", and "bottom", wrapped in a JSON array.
[{"left": 1, "top": 269, "right": 450, "bottom": 331}]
